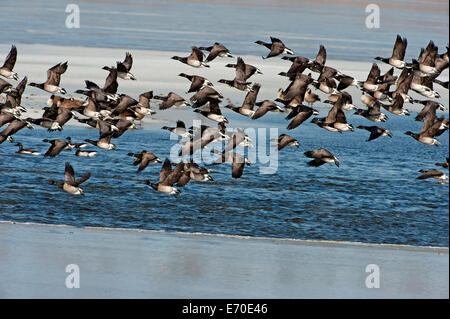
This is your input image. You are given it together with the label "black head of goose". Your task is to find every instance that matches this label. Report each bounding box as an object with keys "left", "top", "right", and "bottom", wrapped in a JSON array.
[
  {"left": 304, "top": 148, "right": 340, "bottom": 167},
  {"left": 48, "top": 162, "right": 91, "bottom": 195},
  {"left": 0, "top": 45, "right": 18, "bottom": 80},
  {"left": 29, "top": 62, "right": 68, "bottom": 94},
  {"left": 171, "top": 46, "right": 209, "bottom": 68},
  {"left": 375, "top": 34, "right": 408, "bottom": 69},
  {"left": 255, "top": 36, "right": 294, "bottom": 59},
  {"left": 198, "top": 42, "right": 233, "bottom": 62}
]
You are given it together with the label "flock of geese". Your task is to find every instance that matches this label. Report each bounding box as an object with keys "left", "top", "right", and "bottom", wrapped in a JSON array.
[{"left": 0, "top": 35, "right": 449, "bottom": 195}]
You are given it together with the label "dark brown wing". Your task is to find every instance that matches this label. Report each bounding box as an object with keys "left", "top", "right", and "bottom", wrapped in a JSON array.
[
  {"left": 103, "top": 68, "right": 118, "bottom": 94},
  {"left": 315, "top": 45, "right": 326, "bottom": 66},
  {"left": 392, "top": 35, "right": 407, "bottom": 60},
  {"left": 2, "top": 45, "right": 17, "bottom": 70},
  {"left": 74, "top": 172, "right": 91, "bottom": 186},
  {"left": 235, "top": 57, "right": 247, "bottom": 83},
  {"left": 122, "top": 52, "right": 133, "bottom": 71},
  {"left": 190, "top": 46, "right": 204, "bottom": 62},
  {"left": 64, "top": 162, "right": 76, "bottom": 186},
  {"left": 159, "top": 158, "right": 172, "bottom": 184}
]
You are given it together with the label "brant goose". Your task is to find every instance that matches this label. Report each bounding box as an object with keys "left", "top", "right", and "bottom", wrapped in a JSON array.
[
  {"left": 74, "top": 145, "right": 97, "bottom": 157},
  {"left": 277, "top": 73, "right": 314, "bottom": 105},
  {"left": 161, "top": 120, "right": 191, "bottom": 138},
  {"left": 0, "top": 45, "right": 18, "bottom": 80},
  {"left": 380, "top": 95, "right": 410, "bottom": 116},
  {"left": 198, "top": 42, "right": 233, "bottom": 62},
  {"left": 225, "top": 83, "right": 261, "bottom": 117},
  {"left": 103, "top": 52, "right": 136, "bottom": 80},
  {"left": 435, "top": 158, "right": 449, "bottom": 169},
  {"left": 47, "top": 95, "right": 84, "bottom": 110},
  {"left": 213, "top": 150, "right": 251, "bottom": 179},
  {"left": 0, "top": 107, "right": 20, "bottom": 127},
  {"left": 415, "top": 101, "right": 445, "bottom": 122},
  {"left": 15, "top": 142, "right": 40, "bottom": 155},
  {"left": 410, "top": 75, "right": 441, "bottom": 98},
  {"left": 43, "top": 138, "right": 73, "bottom": 157},
  {"left": 417, "top": 169, "right": 448, "bottom": 182},
  {"left": 354, "top": 102, "right": 388, "bottom": 122},
  {"left": 375, "top": 35, "right": 408, "bottom": 68},
  {"left": 279, "top": 56, "right": 311, "bottom": 80},
  {"left": 218, "top": 57, "right": 252, "bottom": 91},
  {"left": 154, "top": 92, "right": 190, "bottom": 110},
  {"left": 285, "top": 104, "right": 319, "bottom": 130},
  {"left": 0, "top": 118, "right": 34, "bottom": 144},
  {"left": 193, "top": 98, "right": 228, "bottom": 123},
  {"left": 29, "top": 62, "right": 68, "bottom": 94},
  {"left": 84, "top": 120, "right": 117, "bottom": 150},
  {"left": 171, "top": 47, "right": 209, "bottom": 68},
  {"left": 312, "top": 95, "right": 354, "bottom": 132},
  {"left": 144, "top": 159, "right": 185, "bottom": 194},
  {"left": 272, "top": 134, "right": 300, "bottom": 151},
  {"left": 128, "top": 150, "right": 162, "bottom": 172},
  {"left": 404, "top": 112, "right": 441, "bottom": 146},
  {"left": 304, "top": 148, "right": 340, "bottom": 167},
  {"left": 255, "top": 36, "right": 294, "bottom": 59},
  {"left": 179, "top": 73, "right": 213, "bottom": 93},
  {"left": 390, "top": 67, "right": 414, "bottom": 103},
  {"left": 225, "top": 59, "right": 262, "bottom": 80},
  {"left": 411, "top": 41, "right": 440, "bottom": 77},
  {"left": 323, "top": 92, "right": 356, "bottom": 111},
  {"left": 48, "top": 162, "right": 91, "bottom": 195},
  {"left": 357, "top": 125, "right": 393, "bottom": 141},
  {"left": 251, "top": 100, "right": 283, "bottom": 120},
  {"left": 179, "top": 162, "right": 214, "bottom": 182},
  {"left": 189, "top": 86, "right": 223, "bottom": 108}
]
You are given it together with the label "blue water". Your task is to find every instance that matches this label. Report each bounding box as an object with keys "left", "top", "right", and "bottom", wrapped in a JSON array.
[
  {"left": 0, "top": 109, "right": 448, "bottom": 247},
  {"left": 0, "top": 0, "right": 448, "bottom": 62},
  {"left": 0, "top": 0, "right": 449, "bottom": 247}
]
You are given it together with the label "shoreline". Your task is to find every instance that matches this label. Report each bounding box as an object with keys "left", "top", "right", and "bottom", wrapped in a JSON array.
[
  {"left": 1, "top": 220, "right": 449, "bottom": 251},
  {"left": 0, "top": 220, "right": 448, "bottom": 298}
]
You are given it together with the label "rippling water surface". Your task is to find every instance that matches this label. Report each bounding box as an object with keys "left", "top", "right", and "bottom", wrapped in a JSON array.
[
  {"left": 1, "top": 0, "right": 449, "bottom": 62},
  {"left": 0, "top": 109, "right": 448, "bottom": 247}
]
